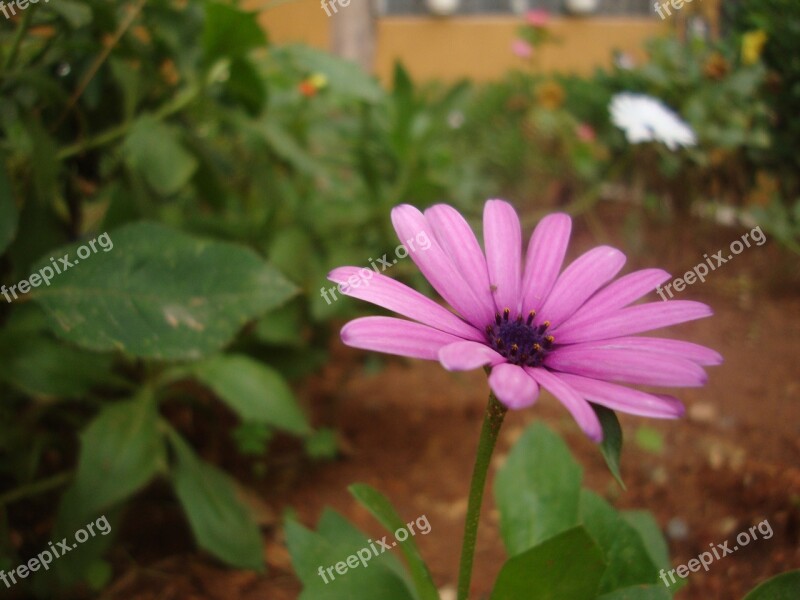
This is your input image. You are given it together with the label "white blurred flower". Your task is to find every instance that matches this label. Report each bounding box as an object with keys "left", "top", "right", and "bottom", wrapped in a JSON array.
[
  {"left": 609, "top": 93, "right": 697, "bottom": 150},
  {"left": 447, "top": 110, "right": 465, "bottom": 129}
]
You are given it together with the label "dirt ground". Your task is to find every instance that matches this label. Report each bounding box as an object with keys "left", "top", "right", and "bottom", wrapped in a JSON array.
[{"left": 87, "top": 207, "right": 800, "bottom": 599}]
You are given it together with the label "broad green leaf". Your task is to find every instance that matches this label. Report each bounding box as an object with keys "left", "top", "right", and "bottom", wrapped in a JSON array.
[
  {"left": 0, "top": 161, "right": 17, "bottom": 254},
  {"left": 286, "top": 45, "right": 383, "bottom": 103},
  {"left": 203, "top": 2, "right": 266, "bottom": 60},
  {"left": 490, "top": 527, "right": 605, "bottom": 600},
  {"left": 579, "top": 491, "right": 660, "bottom": 594},
  {"left": 123, "top": 116, "right": 197, "bottom": 196},
  {"left": 494, "top": 422, "right": 583, "bottom": 555},
  {"left": 31, "top": 222, "right": 297, "bottom": 360},
  {"left": 621, "top": 511, "right": 671, "bottom": 571},
  {"left": 743, "top": 570, "right": 800, "bottom": 600},
  {"left": 593, "top": 404, "right": 625, "bottom": 489},
  {"left": 167, "top": 429, "right": 264, "bottom": 571},
  {"left": 349, "top": 483, "right": 439, "bottom": 600},
  {"left": 286, "top": 509, "right": 416, "bottom": 600},
  {"left": 0, "top": 330, "right": 116, "bottom": 398},
  {"left": 62, "top": 393, "right": 166, "bottom": 520},
  {"left": 188, "top": 354, "right": 310, "bottom": 435},
  {"left": 596, "top": 585, "right": 672, "bottom": 599}
]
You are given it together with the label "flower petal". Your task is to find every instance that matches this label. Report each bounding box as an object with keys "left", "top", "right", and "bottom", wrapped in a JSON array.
[
  {"left": 555, "top": 268, "right": 670, "bottom": 330},
  {"left": 439, "top": 341, "right": 506, "bottom": 371},
  {"left": 537, "top": 246, "right": 626, "bottom": 326},
  {"left": 521, "top": 213, "right": 572, "bottom": 313},
  {"left": 484, "top": 200, "right": 522, "bottom": 314},
  {"left": 545, "top": 345, "right": 708, "bottom": 387},
  {"left": 526, "top": 368, "right": 602, "bottom": 441},
  {"left": 328, "top": 267, "right": 483, "bottom": 342},
  {"left": 392, "top": 205, "right": 493, "bottom": 328},
  {"left": 425, "top": 204, "right": 496, "bottom": 318},
  {"left": 553, "top": 301, "right": 713, "bottom": 344},
  {"left": 564, "top": 337, "right": 722, "bottom": 366},
  {"left": 489, "top": 363, "right": 539, "bottom": 410},
  {"left": 557, "top": 373, "right": 685, "bottom": 419},
  {"left": 341, "top": 317, "right": 461, "bottom": 361}
]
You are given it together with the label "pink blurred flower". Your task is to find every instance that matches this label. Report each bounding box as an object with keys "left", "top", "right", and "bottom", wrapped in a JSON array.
[
  {"left": 526, "top": 9, "right": 550, "bottom": 28},
  {"left": 512, "top": 39, "right": 533, "bottom": 59},
  {"left": 576, "top": 123, "right": 596, "bottom": 142}
]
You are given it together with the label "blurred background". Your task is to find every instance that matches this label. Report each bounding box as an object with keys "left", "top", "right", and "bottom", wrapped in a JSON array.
[{"left": 0, "top": 0, "right": 798, "bottom": 598}]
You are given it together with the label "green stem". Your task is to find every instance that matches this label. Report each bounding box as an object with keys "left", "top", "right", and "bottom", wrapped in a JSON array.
[
  {"left": 457, "top": 392, "right": 507, "bottom": 600},
  {"left": 3, "top": 3, "right": 37, "bottom": 73},
  {"left": 56, "top": 83, "right": 200, "bottom": 160},
  {"left": 0, "top": 471, "right": 73, "bottom": 506}
]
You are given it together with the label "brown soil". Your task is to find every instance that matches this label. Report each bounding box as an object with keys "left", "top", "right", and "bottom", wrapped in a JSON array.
[{"left": 78, "top": 207, "right": 800, "bottom": 599}]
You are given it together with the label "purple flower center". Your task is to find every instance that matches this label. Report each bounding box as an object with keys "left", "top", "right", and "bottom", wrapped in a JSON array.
[{"left": 485, "top": 308, "right": 554, "bottom": 367}]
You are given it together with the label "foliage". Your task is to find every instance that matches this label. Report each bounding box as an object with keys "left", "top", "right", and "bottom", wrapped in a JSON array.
[
  {"left": 733, "top": 0, "right": 800, "bottom": 196},
  {"left": 289, "top": 422, "right": 676, "bottom": 599}
]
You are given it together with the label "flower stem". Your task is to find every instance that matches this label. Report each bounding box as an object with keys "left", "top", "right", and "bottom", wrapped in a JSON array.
[{"left": 457, "top": 392, "right": 507, "bottom": 600}]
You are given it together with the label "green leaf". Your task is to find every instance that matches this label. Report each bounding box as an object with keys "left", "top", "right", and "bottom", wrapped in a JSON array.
[
  {"left": 0, "top": 160, "right": 17, "bottom": 255},
  {"left": 579, "top": 491, "right": 661, "bottom": 594},
  {"left": 0, "top": 330, "right": 116, "bottom": 398},
  {"left": 349, "top": 483, "right": 439, "bottom": 600},
  {"left": 254, "top": 301, "right": 306, "bottom": 347},
  {"left": 62, "top": 393, "right": 167, "bottom": 520},
  {"left": 621, "top": 511, "right": 671, "bottom": 571},
  {"left": 743, "top": 570, "right": 800, "bottom": 600},
  {"left": 494, "top": 422, "right": 583, "bottom": 555},
  {"left": 593, "top": 404, "right": 625, "bottom": 489},
  {"left": 304, "top": 428, "right": 339, "bottom": 460},
  {"left": 490, "top": 527, "right": 605, "bottom": 600},
  {"left": 286, "top": 509, "right": 416, "bottom": 600},
  {"left": 123, "top": 116, "right": 198, "bottom": 196},
  {"left": 48, "top": 0, "right": 93, "bottom": 28},
  {"left": 256, "top": 117, "right": 324, "bottom": 177},
  {"left": 31, "top": 222, "right": 297, "bottom": 360},
  {"left": 287, "top": 44, "right": 383, "bottom": 103},
  {"left": 167, "top": 429, "right": 264, "bottom": 571},
  {"left": 596, "top": 585, "right": 672, "bottom": 599},
  {"left": 225, "top": 58, "right": 267, "bottom": 115},
  {"left": 187, "top": 354, "right": 310, "bottom": 435},
  {"left": 203, "top": 2, "right": 266, "bottom": 60}
]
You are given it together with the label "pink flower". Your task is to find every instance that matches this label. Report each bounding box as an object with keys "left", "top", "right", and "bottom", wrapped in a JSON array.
[
  {"left": 576, "top": 123, "right": 596, "bottom": 142},
  {"left": 329, "top": 201, "right": 721, "bottom": 442},
  {"left": 526, "top": 9, "right": 550, "bottom": 28},
  {"left": 511, "top": 39, "right": 533, "bottom": 59}
]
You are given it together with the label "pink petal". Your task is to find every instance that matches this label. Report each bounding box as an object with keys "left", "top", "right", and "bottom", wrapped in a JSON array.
[
  {"left": 341, "top": 317, "right": 461, "bottom": 361},
  {"left": 391, "top": 205, "right": 493, "bottom": 328},
  {"left": 489, "top": 363, "right": 539, "bottom": 410},
  {"left": 545, "top": 345, "right": 708, "bottom": 387},
  {"left": 439, "top": 341, "right": 506, "bottom": 371},
  {"left": 565, "top": 337, "right": 722, "bottom": 366},
  {"left": 425, "top": 204, "right": 496, "bottom": 320},
  {"left": 553, "top": 301, "right": 713, "bottom": 344},
  {"left": 555, "top": 268, "right": 670, "bottom": 329},
  {"left": 558, "top": 373, "right": 685, "bottom": 419},
  {"left": 484, "top": 200, "right": 522, "bottom": 314},
  {"left": 328, "top": 267, "right": 483, "bottom": 342},
  {"left": 521, "top": 213, "right": 572, "bottom": 314},
  {"left": 526, "top": 368, "right": 602, "bottom": 441},
  {"left": 536, "top": 246, "right": 626, "bottom": 326}
]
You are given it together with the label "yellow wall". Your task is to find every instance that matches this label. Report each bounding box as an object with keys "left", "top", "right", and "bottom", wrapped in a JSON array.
[{"left": 256, "top": 1, "right": 664, "bottom": 82}]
